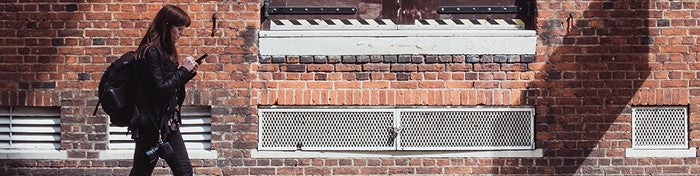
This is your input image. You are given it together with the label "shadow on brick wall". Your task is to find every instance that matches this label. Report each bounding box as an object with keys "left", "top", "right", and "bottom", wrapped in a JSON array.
[{"left": 525, "top": 1, "right": 652, "bottom": 174}]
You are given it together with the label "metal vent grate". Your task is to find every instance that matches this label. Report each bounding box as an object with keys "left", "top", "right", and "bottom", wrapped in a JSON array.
[
  {"left": 632, "top": 106, "right": 688, "bottom": 149},
  {"left": 0, "top": 106, "right": 61, "bottom": 150},
  {"left": 259, "top": 109, "right": 394, "bottom": 150},
  {"left": 401, "top": 109, "right": 534, "bottom": 150},
  {"left": 258, "top": 106, "right": 534, "bottom": 151},
  {"left": 109, "top": 106, "right": 212, "bottom": 150}
]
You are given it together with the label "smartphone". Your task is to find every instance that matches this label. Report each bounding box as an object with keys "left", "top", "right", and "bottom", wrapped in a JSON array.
[{"left": 196, "top": 54, "right": 208, "bottom": 64}]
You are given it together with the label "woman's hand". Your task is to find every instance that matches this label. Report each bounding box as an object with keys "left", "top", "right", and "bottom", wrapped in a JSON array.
[{"left": 182, "top": 56, "right": 199, "bottom": 73}]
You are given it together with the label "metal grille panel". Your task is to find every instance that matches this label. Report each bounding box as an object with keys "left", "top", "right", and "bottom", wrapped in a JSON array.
[
  {"left": 632, "top": 106, "right": 688, "bottom": 149},
  {"left": 258, "top": 107, "right": 534, "bottom": 151},
  {"left": 401, "top": 109, "right": 534, "bottom": 150},
  {"left": 259, "top": 109, "right": 394, "bottom": 150}
]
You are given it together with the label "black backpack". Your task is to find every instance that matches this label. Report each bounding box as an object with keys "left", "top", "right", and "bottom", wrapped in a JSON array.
[{"left": 93, "top": 51, "right": 137, "bottom": 127}]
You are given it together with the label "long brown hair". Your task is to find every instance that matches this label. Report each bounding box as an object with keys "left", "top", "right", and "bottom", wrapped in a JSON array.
[{"left": 135, "top": 5, "right": 190, "bottom": 62}]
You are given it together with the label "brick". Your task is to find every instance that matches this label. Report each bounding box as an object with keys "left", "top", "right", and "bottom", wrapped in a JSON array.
[
  {"left": 249, "top": 168, "right": 274, "bottom": 175},
  {"left": 335, "top": 64, "right": 361, "bottom": 72},
  {"left": 480, "top": 55, "right": 494, "bottom": 62},
  {"left": 411, "top": 55, "right": 423, "bottom": 63},
  {"left": 342, "top": 55, "right": 356, "bottom": 63},
  {"left": 51, "top": 38, "right": 64, "bottom": 46},
  {"left": 396, "top": 73, "right": 410, "bottom": 81},
  {"left": 363, "top": 64, "right": 390, "bottom": 72},
  {"left": 278, "top": 167, "right": 302, "bottom": 175},
  {"left": 285, "top": 55, "right": 299, "bottom": 63},
  {"left": 439, "top": 55, "right": 452, "bottom": 63},
  {"left": 360, "top": 167, "right": 386, "bottom": 175},
  {"left": 305, "top": 168, "right": 331, "bottom": 175},
  {"left": 389, "top": 167, "right": 414, "bottom": 174},
  {"left": 92, "top": 38, "right": 106, "bottom": 45},
  {"left": 66, "top": 4, "right": 78, "bottom": 12},
  {"left": 281, "top": 65, "right": 305, "bottom": 72},
  {"left": 425, "top": 55, "right": 439, "bottom": 63},
  {"left": 314, "top": 73, "right": 327, "bottom": 80},
  {"left": 77, "top": 73, "right": 90, "bottom": 81},
  {"left": 31, "top": 81, "right": 56, "bottom": 89},
  {"left": 383, "top": 55, "right": 398, "bottom": 63},
  {"left": 314, "top": 55, "right": 329, "bottom": 63},
  {"left": 356, "top": 55, "right": 370, "bottom": 63},
  {"left": 307, "top": 64, "right": 333, "bottom": 72},
  {"left": 398, "top": 55, "right": 411, "bottom": 63},
  {"left": 419, "top": 81, "right": 444, "bottom": 88},
  {"left": 494, "top": 55, "right": 508, "bottom": 62},
  {"left": 356, "top": 73, "right": 370, "bottom": 80},
  {"left": 370, "top": 55, "right": 383, "bottom": 63},
  {"left": 391, "top": 64, "right": 417, "bottom": 72},
  {"left": 418, "top": 64, "right": 444, "bottom": 72},
  {"left": 474, "top": 63, "right": 500, "bottom": 72},
  {"left": 271, "top": 56, "right": 285, "bottom": 63},
  {"left": 299, "top": 55, "right": 314, "bottom": 63},
  {"left": 333, "top": 167, "right": 359, "bottom": 175}
]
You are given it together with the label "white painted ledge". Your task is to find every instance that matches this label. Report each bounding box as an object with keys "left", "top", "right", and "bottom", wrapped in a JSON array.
[
  {"left": 259, "top": 30, "right": 536, "bottom": 55},
  {"left": 99, "top": 150, "right": 218, "bottom": 160},
  {"left": 0, "top": 150, "right": 67, "bottom": 159},
  {"left": 251, "top": 149, "right": 542, "bottom": 158},
  {"left": 625, "top": 148, "right": 697, "bottom": 158}
]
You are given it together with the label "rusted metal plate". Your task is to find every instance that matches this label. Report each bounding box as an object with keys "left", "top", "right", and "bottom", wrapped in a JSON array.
[{"left": 263, "top": 0, "right": 533, "bottom": 28}]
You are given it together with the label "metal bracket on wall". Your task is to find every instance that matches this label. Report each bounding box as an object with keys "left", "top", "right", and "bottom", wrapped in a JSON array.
[
  {"left": 438, "top": 6, "right": 521, "bottom": 14},
  {"left": 268, "top": 6, "right": 357, "bottom": 14},
  {"left": 261, "top": 0, "right": 357, "bottom": 23}
]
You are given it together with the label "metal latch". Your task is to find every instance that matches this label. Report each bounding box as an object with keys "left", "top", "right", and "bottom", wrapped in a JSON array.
[{"left": 387, "top": 127, "right": 402, "bottom": 146}]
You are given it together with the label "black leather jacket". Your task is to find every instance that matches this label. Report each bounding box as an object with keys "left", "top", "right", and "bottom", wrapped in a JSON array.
[{"left": 131, "top": 46, "right": 195, "bottom": 139}]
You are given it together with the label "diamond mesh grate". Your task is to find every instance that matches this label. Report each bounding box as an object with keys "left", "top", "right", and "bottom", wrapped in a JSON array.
[
  {"left": 632, "top": 106, "right": 688, "bottom": 149},
  {"left": 401, "top": 109, "right": 533, "bottom": 150},
  {"left": 259, "top": 109, "right": 394, "bottom": 150},
  {"left": 259, "top": 107, "right": 534, "bottom": 151}
]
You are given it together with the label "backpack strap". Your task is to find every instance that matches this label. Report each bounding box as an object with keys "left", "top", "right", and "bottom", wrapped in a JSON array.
[{"left": 92, "top": 98, "right": 101, "bottom": 116}]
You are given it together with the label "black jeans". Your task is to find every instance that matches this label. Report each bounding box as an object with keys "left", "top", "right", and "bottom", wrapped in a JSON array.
[{"left": 130, "top": 129, "right": 192, "bottom": 176}]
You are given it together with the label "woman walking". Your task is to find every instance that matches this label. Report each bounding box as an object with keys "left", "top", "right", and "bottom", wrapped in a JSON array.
[{"left": 130, "top": 5, "right": 198, "bottom": 176}]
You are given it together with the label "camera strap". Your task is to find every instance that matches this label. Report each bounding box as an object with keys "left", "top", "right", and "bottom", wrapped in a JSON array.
[{"left": 157, "top": 130, "right": 165, "bottom": 143}]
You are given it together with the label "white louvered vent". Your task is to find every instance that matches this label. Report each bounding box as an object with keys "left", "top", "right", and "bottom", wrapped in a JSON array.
[
  {"left": 258, "top": 107, "right": 534, "bottom": 151},
  {"left": 632, "top": 106, "right": 688, "bottom": 149},
  {"left": 109, "top": 106, "right": 211, "bottom": 150},
  {"left": 0, "top": 106, "right": 61, "bottom": 150}
]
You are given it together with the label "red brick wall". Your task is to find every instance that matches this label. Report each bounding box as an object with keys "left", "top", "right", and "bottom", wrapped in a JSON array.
[{"left": 1, "top": 0, "right": 699, "bottom": 175}]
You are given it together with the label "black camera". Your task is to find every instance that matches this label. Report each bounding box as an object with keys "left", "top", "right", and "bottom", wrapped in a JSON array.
[{"left": 145, "top": 141, "right": 173, "bottom": 160}]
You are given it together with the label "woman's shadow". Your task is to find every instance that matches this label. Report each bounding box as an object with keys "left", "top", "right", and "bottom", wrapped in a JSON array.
[{"left": 523, "top": 1, "right": 653, "bottom": 174}]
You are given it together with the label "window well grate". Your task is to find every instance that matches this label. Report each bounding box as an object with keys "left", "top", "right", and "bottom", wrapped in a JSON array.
[
  {"left": 258, "top": 106, "right": 535, "bottom": 151},
  {"left": 259, "top": 109, "right": 395, "bottom": 150},
  {"left": 401, "top": 108, "right": 534, "bottom": 150},
  {"left": 632, "top": 106, "right": 688, "bottom": 149}
]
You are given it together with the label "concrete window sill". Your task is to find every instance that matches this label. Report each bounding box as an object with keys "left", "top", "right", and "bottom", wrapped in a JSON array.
[
  {"left": 625, "top": 148, "right": 697, "bottom": 158},
  {"left": 259, "top": 30, "right": 536, "bottom": 55}
]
